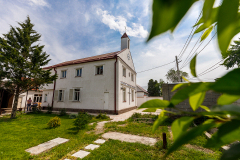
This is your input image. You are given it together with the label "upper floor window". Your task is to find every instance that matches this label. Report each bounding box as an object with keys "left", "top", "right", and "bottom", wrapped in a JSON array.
[
  {"left": 96, "top": 66, "right": 103, "bottom": 75},
  {"left": 61, "top": 70, "right": 67, "bottom": 78},
  {"left": 76, "top": 68, "right": 82, "bottom": 77},
  {"left": 131, "top": 73, "right": 134, "bottom": 81},
  {"left": 123, "top": 67, "right": 126, "bottom": 77}
]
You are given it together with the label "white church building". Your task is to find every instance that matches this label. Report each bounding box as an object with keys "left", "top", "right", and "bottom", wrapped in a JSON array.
[{"left": 32, "top": 33, "right": 137, "bottom": 114}]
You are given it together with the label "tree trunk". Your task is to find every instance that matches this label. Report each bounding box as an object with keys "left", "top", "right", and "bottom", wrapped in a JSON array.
[{"left": 10, "top": 86, "right": 20, "bottom": 119}]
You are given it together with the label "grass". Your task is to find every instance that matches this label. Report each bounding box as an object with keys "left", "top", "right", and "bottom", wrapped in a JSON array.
[
  {"left": 0, "top": 112, "right": 103, "bottom": 160},
  {"left": 142, "top": 108, "right": 157, "bottom": 112}
]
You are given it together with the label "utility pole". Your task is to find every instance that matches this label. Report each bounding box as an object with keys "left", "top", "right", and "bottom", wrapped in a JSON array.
[{"left": 175, "top": 56, "right": 181, "bottom": 82}]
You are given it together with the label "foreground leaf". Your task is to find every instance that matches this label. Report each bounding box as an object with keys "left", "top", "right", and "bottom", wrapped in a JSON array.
[
  {"left": 147, "top": 0, "right": 197, "bottom": 41},
  {"left": 189, "top": 92, "right": 206, "bottom": 111},
  {"left": 171, "top": 83, "right": 189, "bottom": 92},
  {"left": 206, "top": 119, "right": 240, "bottom": 149},
  {"left": 201, "top": 25, "right": 213, "bottom": 41},
  {"left": 139, "top": 99, "right": 173, "bottom": 109},
  {"left": 171, "top": 117, "right": 195, "bottom": 140},
  {"left": 220, "top": 143, "right": 240, "bottom": 160},
  {"left": 210, "top": 68, "right": 240, "bottom": 95},
  {"left": 190, "top": 55, "right": 197, "bottom": 77},
  {"left": 202, "top": 0, "right": 215, "bottom": 23},
  {"left": 217, "top": 94, "right": 240, "bottom": 105},
  {"left": 152, "top": 111, "right": 168, "bottom": 132},
  {"left": 165, "top": 119, "right": 215, "bottom": 157},
  {"left": 171, "top": 82, "right": 212, "bottom": 105},
  {"left": 200, "top": 105, "right": 210, "bottom": 112}
]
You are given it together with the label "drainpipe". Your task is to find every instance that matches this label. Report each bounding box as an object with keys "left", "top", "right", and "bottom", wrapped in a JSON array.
[
  {"left": 51, "top": 67, "right": 57, "bottom": 107},
  {"left": 114, "top": 56, "right": 117, "bottom": 114}
]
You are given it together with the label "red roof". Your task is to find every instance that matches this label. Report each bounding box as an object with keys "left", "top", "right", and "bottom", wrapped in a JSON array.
[
  {"left": 43, "top": 48, "right": 127, "bottom": 69},
  {"left": 121, "top": 33, "right": 129, "bottom": 39},
  {"left": 137, "top": 85, "right": 148, "bottom": 94}
]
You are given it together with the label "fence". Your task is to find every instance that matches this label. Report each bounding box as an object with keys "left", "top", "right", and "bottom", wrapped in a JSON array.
[{"left": 137, "top": 96, "right": 163, "bottom": 107}]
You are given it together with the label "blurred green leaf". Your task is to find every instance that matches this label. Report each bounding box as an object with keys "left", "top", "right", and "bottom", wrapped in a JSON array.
[
  {"left": 165, "top": 119, "right": 215, "bottom": 157},
  {"left": 172, "top": 83, "right": 189, "bottom": 92},
  {"left": 152, "top": 111, "right": 168, "bottom": 132},
  {"left": 139, "top": 99, "right": 173, "bottom": 109},
  {"left": 217, "top": 94, "right": 240, "bottom": 105},
  {"left": 201, "top": 25, "right": 213, "bottom": 41},
  {"left": 147, "top": 0, "right": 197, "bottom": 41},
  {"left": 200, "top": 105, "right": 210, "bottom": 112},
  {"left": 171, "top": 117, "right": 195, "bottom": 140},
  {"left": 182, "top": 76, "right": 190, "bottom": 82},
  {"left": 190, "top": 55, "right": 197, "bottom": 77},
  {"left": 220, "top": 143, "right": 240, "bottom": 160},
  {"left": 202, "top": 0, "right": 215, "bottom": 22},
  {"left": 189, "top": 92, "right": 206, "bottom": 111},
  {"left": 210, "top": 68, "right": 240, "bottom": 95},
  {"left": 217, "top": 0, "right": 239, "bottom": 54},
  {"left": 170, "top": 82, "right": 212, "bottom": 105},
  {"left": 209, "top": 105, "right": 240, "bottom": 116},
  {"left": 206, "top": 119, "right": 240, "bottom": 149}
]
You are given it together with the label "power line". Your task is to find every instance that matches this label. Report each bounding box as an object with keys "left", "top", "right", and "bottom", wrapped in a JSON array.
[
  {"left": 198, "top": 65, "right": 221, "bottom": 77},
  {"left": 181, "top": 32, "right": 217, "bottom": 69},
  {"left": 198, "top": 59, "right": 224, "bottom": 76},
  {"left": 137, "top": 61, "right": 175, "bottom": 73},
  {"left": 178, "top": 11, "right": 202, "bottom": 60}
]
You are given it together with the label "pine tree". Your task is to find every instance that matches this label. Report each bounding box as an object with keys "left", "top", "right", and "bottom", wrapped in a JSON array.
[
  {"left": 147, "top": 79, "right": 160, "bottom": 96},
  {"left": 0, "top": 16, "right": 57, "bottom": 118}
]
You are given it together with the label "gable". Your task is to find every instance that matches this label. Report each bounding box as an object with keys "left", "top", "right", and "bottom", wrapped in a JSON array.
[{"left": 118, "top": 49, "right": 135, "bottom": 71}]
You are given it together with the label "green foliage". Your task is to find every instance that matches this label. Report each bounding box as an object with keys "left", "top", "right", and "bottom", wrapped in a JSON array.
[
  {"left": 69, "top": 114, "right": 77, "bottom": 119},
  {"left": 159, "top": 79, "right": 165, "bottom": 96},
  {"left": 73, "top": 111, "right": 91, "bottom": 130},
  {"left": 165, "top": 68, "right": 188, "bottom": 82},
  {"left": 139, "top": 99, "right": 172, "bottom": 109},
  {"left": 96, "top": 113, "right": 109, "bottom": 120},
  {"left": 59, "top": 108, "right": 67, "bottom": 116},
  {"left": 147, "top": 79, "right": 160, "bottom": 96},
  {"left": 47, "top": 116, "right": 61, "bottom": 128},
  {"left": 0, "top": 16, "right": 57, "bottom": 119},
  {"left": 142, "top": 108, "right": 157, "bottom": 112},
  {"left": 190, "top": 55, "right": 197, "bottom": 77},
  {"left": 222, "top": 39, "right": 240, "bottom": 69}
]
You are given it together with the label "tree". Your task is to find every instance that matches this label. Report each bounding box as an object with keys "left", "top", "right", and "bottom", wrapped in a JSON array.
[
  {"left": 222, "top": 39, "right": 240, "bottom": 69},
  {"left": 159, "top": 79, "right": 165, "bottom": 96},
  {"left": 0, "top": 16, "right": 57, "bottom": 118},
  {"left": 147, "top": 79, "right": 160, "bottom": 96},
  {"left": 165, "top": 68, "right": 188, "bottom": 83}
]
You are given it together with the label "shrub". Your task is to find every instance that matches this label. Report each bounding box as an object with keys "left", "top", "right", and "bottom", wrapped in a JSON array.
[
  {"left": 47, "top": 117, "right": 61, "bottom": 128},
  {"left": 69, "top": 114, "right": 77, "bottom": 119},
  {"left": 96, "top": 113, "right": 109, "bottom": 120},
  {"left": 59, "top": 108, "right": 67, "bottom": 116},
  {"left": 73, "top": 112, "right": 90, "bottom": 130},
  {"left": 47, "top": 105, "right": 53, "bottom": 114}
]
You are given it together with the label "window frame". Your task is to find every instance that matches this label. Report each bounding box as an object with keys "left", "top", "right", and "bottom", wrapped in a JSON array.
[
  {"left": 73, "top": 88, "right": 80, "bottom": 101},
  {"left": 75, "top": 68, "right": 82, "bottom": 77},
  {"left": 123, "top": 67, "right": 126, "bottom": 77},
  {"left": 123, "top": 87, "right": 126, "bottom": 102},
  {"left": 131, "top": 73, "right": 134, "bottom": 81},
  {"left": 96, "top": 65, "right": 103, "bottom": 75},
  {"left": 58, "top": 90, "right": 64, "bottom": 101},
  {"left": 44, "top": 94, "right": 47, "bottom": 102},
  {"left": 61, "top": 70, "right": 67, "bottom": 78},
  {"left": 132, "top": 89, "right": 134, "bottom": 101},
  {"left": 34, "top": 94, "right": 42, "bottom": 103}
]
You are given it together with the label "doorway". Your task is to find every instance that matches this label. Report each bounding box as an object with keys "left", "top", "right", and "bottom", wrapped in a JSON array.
[{"left": 104, "top": 92, "right": 109, "bottom": 110}]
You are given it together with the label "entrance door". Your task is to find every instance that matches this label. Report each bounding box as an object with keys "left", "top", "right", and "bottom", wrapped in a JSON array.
[
  {"left": 17, "top": 98, "right": 22, "bottom": 108},
  {"left": 104, "top": 92, "right": 109, "bottom": 110}
]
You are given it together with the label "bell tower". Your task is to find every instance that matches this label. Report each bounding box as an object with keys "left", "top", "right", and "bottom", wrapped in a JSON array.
[{"left": 121, "top": 32, "right": 130, "bottom": 50}]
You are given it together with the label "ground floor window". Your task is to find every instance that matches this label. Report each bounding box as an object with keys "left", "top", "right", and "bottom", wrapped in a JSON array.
[
  {"left": 44, "top": 94, "right": 47, "bottom": 102},
  {"left": 74, "top": 89, "right": 80, "bottom": 101},
  {"left": 59, "top": 90, "right": 64, "bottom": 101},
  {"left": 132, "top": 89, "right": 134, "bottom": 101},
  {"left": 34, "top": 94, "right": 42, "bottom": 102},
  {"left": 123, "top": 88, "right": 126, "bottom": 102}
]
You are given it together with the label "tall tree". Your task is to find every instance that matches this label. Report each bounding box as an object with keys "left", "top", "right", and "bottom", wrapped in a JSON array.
[
  {"left": 147, "top": 79, "right": 160, "bottom": 96},
  {"left": 165, "top": 68, "right": 188, "bottom": 83},
  {"left": 222, "top": 39, "right": 240, "bottom": 69},
  {"left": 159, "top": 79, "right": 165, "bottom": 96},
  {"left": 0, "top": 16, "right": 57, "bottom": 118}
]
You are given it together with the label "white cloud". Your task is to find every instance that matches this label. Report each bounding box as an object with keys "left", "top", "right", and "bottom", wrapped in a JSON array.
[
  {"left": 142, "top": 51, "right": 155, "bottom": 57},
  {"left": 96, "top": 9, "right": 148, "bottom": 38},
  {"left": 26, "top": 0, "right": 49, "bottom": 7}
]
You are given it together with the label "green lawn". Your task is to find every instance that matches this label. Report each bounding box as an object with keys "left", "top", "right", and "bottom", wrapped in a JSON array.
[
  {"left": 142, "top": 108, "right": 157, "bottom": 112},
  {"left": 0, "top": 112, "right": 99, "bottom": 160}
]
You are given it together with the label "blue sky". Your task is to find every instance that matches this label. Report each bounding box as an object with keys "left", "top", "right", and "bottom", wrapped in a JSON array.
[{"left": 0, "top": 0, "right": 235, "bottom": 88}]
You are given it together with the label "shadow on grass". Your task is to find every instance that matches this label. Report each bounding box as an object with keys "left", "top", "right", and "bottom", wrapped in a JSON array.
[{"left": 67, "top": 127, "right": 80, "bottom": 135}]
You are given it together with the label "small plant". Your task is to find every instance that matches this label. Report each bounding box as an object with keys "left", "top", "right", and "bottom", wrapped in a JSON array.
[
  {"left": 59, "top": 108, "right": 67, "bottom": 116},
  {"left": 69, "top": 114, "right": 77, "bottom": 119},
  {"left": 96, "top": 113, "right": 109, "bottom": 120},
  {"left": 47, "top": 105, "right": 53, "bottom": 114},
  {"left": 73, "top": 111, "right": 90, "bottom": 130},
  {"left": 47, "top": 116, "right": 61, "bottom": 128}
]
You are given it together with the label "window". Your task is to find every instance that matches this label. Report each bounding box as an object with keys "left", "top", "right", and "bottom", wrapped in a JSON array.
[
  {"left": 34, "top": 94, "right": 42, "bottom": 102},
  {"left": 44, "top": 94, "right": 47, "bottom": 102},
  {"left": 58, "top": 90, "right": 64, "bottom": 101},
  {"left": 132, "top": 90, "right": 134, "bottom": 101},
  {"left": 76, "top": 68, "right": 82, "bottom": 77},
  {"left": 74, "top": 89, "right": 80, "bottom": 101},
  {"left": 61, "top": 70, "right": 67, "bottom": 78},
  {"left": 123, "top": 88, "right": 126, "bottom": 102},
  {"left": 131, "top": 73, "right": 134, "bottom": 81},
  {"left": 123, "top": 67, "right": 126, "bottom": 77},
  {"left": 128, "top": 40, "right": 130, "bottom": 49},
  {"left": 96, "top": 66, "right": 103, "bottom": 75}
]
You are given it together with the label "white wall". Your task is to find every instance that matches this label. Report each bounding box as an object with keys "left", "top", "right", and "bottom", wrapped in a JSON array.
[
  {"left": 19, "top": 90, "right": 43, "bottom": 108},
  {"left": 137, "top": 92, "right": 144, "bottom": 97}
]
